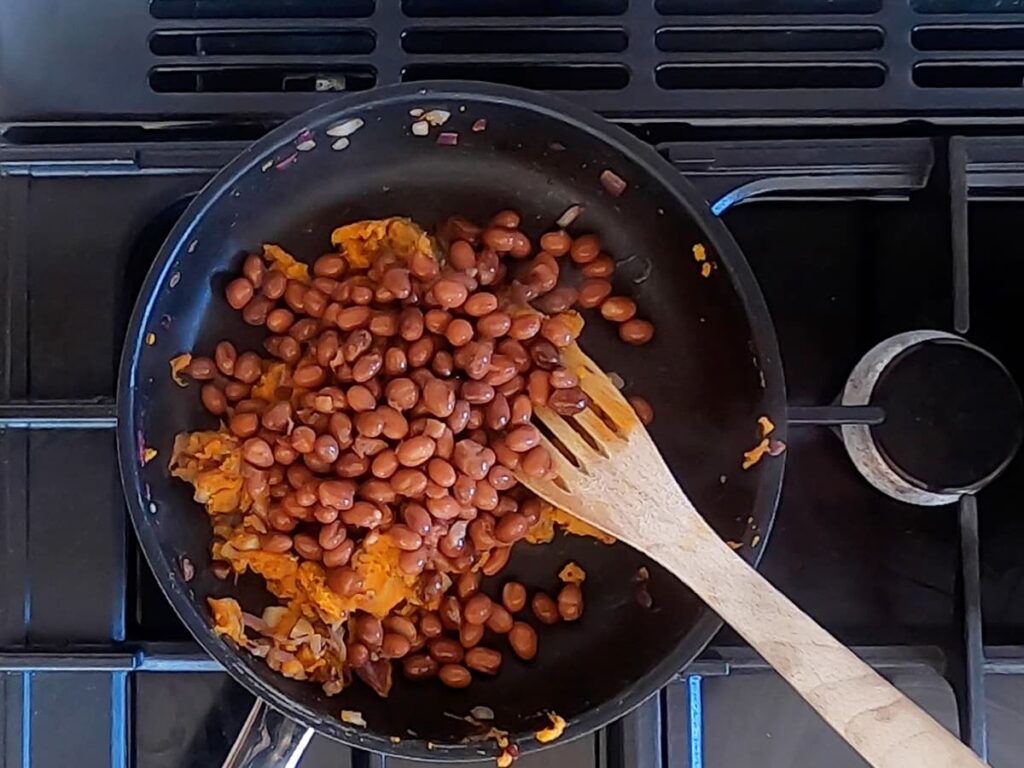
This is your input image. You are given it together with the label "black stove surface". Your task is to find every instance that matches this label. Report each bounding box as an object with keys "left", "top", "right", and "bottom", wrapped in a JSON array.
[{"left": 2, "top": 132, "right": 1024, "bottom": 768}]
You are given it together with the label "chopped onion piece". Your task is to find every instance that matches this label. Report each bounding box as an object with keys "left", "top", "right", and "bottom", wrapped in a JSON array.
[
  {"left": 331, "top": 137, "right": 350, "bottom": 151},
  {"left": 326, "top": 118, "right": 364, "bottom": 138},
  {"left": 436, "top": 131, "right": 459, "bottom": 146},
  {"left": 471, "top": 118, "right": 487, "bottom": 132},
  {"left": 556, "top": 204, "right": 582, "bottom": 228},
  {"left": 411, "top": 120, "right": 430, "bottom": 137},
  {"left": 470, "top": 705, "right": 495, "bottom": 721},
  {"left": 422, "top": 109, "right": 451, "bottom": 126},
  {"left": 409, "top": 108, "right": 424, "bottom": 117},
  {"left": 600, "top": 169, "right": 627, "bottom": 197},
  {"left": 341, "top": 710, "right": 368, "bottom": 727}
]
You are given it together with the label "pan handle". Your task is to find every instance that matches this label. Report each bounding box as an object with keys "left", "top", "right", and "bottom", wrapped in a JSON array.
[{"left": 222, "top": 699, "right": 314, "bottom": 768}]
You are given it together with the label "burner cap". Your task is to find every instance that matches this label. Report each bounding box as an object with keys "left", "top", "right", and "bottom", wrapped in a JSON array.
[
  {"left": 842, "top": 331, "right": 1023, "bottom": 505},
  {"left": 872, "top": 339, "right": 1022, "bottom": 493}
]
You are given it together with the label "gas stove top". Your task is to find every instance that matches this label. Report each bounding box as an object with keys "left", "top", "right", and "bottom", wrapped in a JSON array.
[
  {"left": 5, "top": 2, "right": 1024, "bottom": 767},
  {"left": 2, "top": 133, "right": 1023, "bottom": 768}
]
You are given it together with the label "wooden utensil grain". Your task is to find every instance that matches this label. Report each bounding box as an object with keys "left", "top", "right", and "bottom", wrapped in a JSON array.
[{"left": 518, "top": 344, "right": 987, "bottom": 768}]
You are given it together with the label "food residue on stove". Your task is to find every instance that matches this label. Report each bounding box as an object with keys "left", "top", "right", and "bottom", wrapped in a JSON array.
[
  {"left": 743, "top": 415, "right": 783, "bottom": 470},
  {"left": 341, "top": 709, "right": 367, "bottom": 727},
  {"left": 534, "top": 712, "right": 567, "bottom": 744},
  {"left": 558, "top": 561, "right": 586, "bottom": 584},
  {"left": 169, "top": 353, "right": 192, "bottom": 386}
]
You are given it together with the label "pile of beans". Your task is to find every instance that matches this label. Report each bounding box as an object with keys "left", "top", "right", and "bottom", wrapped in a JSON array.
[{"left": 183, "top": 210, "right": 652, "bottom": 693}]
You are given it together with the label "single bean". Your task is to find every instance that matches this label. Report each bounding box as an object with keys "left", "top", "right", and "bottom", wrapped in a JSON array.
[
  {"left": 396, "top": 435, "right": 436, "bottom": 467},
  {"left": 422, "top": 379, "right": 455, "bottom": 418},
  {"left": 225, "top": 277, "right": 254, "bottom": 309},
  {"left": 600, "top": 296, "right": 637, "bottom": 323},
  {"left": 242, "top": 438, "right": 274, "bottom": 468},
  {"left": 482, "top": 227, "right": 514, "bottom": 252},
  {"left": 534, "top": 286, "right": 578, "bottom": 315},
  {"left": 508, "top": 313, "right": 541, "bottom": 340},
  {"left": 583, "top": 253, "right": 615, "bottom": 278},
  {"left": 438, "top": 663, "right": 472, "bottom": 689},
  {"left": 355, "top": 614, "right": 384, "bottom": 647},
  {"left": 465, "top": 647, "right": 502, "bottom": 675},
  {"left": 261, "top": 401, "right": 292, "bottom": 432},
  {"left": 532, "top": 592, "right": 560, "bottom": 625},
  {"left": 445, "top": 318, "right": 474, "bottom": 347},
  {"left": 341, "top": 501, "right": 383, "bottom": 528},
  {"left": 482, "top": 545, "right": 511, "bottom": 576},
  {"left": 477, "top": 311, "right": 512, "bottom": 338},
  {"left": 403, "top": 654, "right": 439, "bottom": 680},
  {"left": 382, "top": 633, "right": 412, "bottom": 659},
  {"left": 389, "top": 524, "right": 423, "bottom": 551},
  {"left": 342, "top": 643, "right": 369, "bottom": 671},
  {"left": 508, "top": 622, "right": 538, "bottom": 660},
  {"left": 323, "top": 539, "right": 355, "bottom": 568},
  {"left": 619, "top": 318, "right": 655, "bottom": 345},
  {"left": 502, "top": 582, "right": 527, "bottom": 613},
  {"left": 628, "top": 395, "right": 654, "bottom": 425},
  {"left": 558, "top": 583, "right": 584, "bottom": 621},
  {"left": 521, "top": 445, "right": 553, "bottom": 478},
  {"left": 495, "top": 512, "right": 529, "bottom": 543},
  {"left": 539, "top": 229, "right": 572, "bottom": 257},
  {"left": 440, "top": 596, "right": 462, "bottom": 631},
  {"left": 261, "top": 271, "right": 287, "bottom": 300},
  {"left": 491, "top": 209, "right": 520, "bottom": 228},
  {"left": 433, "top": 278, "right": 469, "bottom": 309},
  {"left": 201, "top": 384, "right": 227, "bottom": 416},
  {"left": 293, "top": 533, "right": 323, "bottom": 561},
  {"left": 460, "top": 621, "right": 484, "bottom": 649},
  {"left": 260, "top": 533, "right": 293, "bottom": 554},
  {"left": 505, "top": 425, "right": 540, "bottom": 452},
  {"left": 398, "top": 547, "right": 428, "bottom": 575},
  {"left": 449, "top": 240, "right": 477, "bottom": 271},
  {"left": 402, "top": 503, "right": 433, "bottom": 536},
  {"left": 318, "top": 519, "right": 347, "bottom": 550},
  {"left": 463, "top": 593, "right": 493, "bottom": 625},
  {"left": 548, "top": 386, "right": 588, "bottom": 416},
  {"left": 242, "top": 254, "right": 265, "bottom": 287},
  {"left": 391, "top": 468, "right": 428, "bottom": 497},
  {"left": 577, "top": 278, "right": 613, "bottom": 309},
  {"left": 455, "top": 571, "right": 480, "bottom": 600},
  {"left": 313, "top": 434, "right": 340, "bottom": 463},
  {"left": 570, "top": 233, "right": 601, "bottom": 264}
]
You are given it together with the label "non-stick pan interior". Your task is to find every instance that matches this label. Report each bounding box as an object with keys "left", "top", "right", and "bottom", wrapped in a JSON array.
[{"left": 122, "top": 84, "right": 784, "bottom": 757}]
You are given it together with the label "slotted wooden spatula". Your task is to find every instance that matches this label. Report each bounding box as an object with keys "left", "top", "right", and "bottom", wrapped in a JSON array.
[{"left": 518, "top": 344, "right": 987, "bottom": 768}]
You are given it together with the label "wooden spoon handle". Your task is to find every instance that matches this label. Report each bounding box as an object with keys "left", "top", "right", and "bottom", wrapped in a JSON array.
[{"left": 649, "top": 507, "right": 987, "bottom": 768}]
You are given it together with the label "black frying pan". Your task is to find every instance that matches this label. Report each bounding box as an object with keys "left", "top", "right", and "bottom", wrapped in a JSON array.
[{"left": 118, "top": 82, "right": 786, "bottom": 761}]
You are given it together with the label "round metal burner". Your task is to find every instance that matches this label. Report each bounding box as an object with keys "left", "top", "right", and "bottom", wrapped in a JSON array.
[{"left": 842, "top": 330, "right": 1023, "bottom": 506}]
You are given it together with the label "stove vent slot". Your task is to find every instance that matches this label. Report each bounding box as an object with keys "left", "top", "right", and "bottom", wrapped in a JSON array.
[
  {"left": 910, "top": 0, "right": 1024, "bottom": 12},
  {"left": 656, "top": 26, "right": 883, "bottom": 53},
  {"left": 402, "top": 28, "right": 627, "bottom": 55},
  {"left": 401, "top": 0, "right": 626, "bottom": 17},
  {"left": 401, "top": 64, "right": 629, "bottom": 91},
  {"left": 656, "top": 63, "right": 885, "bottom": 89},
  {"left": 150, "top": 30, "right": 375, "bottom": 56},
  {"left": 655, "top": 0, "right": 881, "bottom": 14},
  {"left": 149, "top": 65, "right": 376, "bottom": 93},
  {"left": 150, "top": 0, "right": 374, "bottom": 18},
  {"left": 913, "top": 62, "right": 1024, "bottom": 88}
]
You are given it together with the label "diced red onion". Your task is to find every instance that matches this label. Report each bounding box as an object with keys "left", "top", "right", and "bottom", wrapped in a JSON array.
[
  {"left": 436, "top": 131, "right": 459, "bottom": 146},
  {"left": 471, "top": 118, "right": 487, "bottom": 132}
]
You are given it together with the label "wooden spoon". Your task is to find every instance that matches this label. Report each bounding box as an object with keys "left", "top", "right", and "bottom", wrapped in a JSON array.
[{"left": 517, "top": 344, "right": 987, "bottom": 768}]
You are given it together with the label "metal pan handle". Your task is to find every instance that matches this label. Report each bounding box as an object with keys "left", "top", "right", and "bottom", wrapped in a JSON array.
[{"left": 222, "top": 699, "right": 314, "bottom": 768}]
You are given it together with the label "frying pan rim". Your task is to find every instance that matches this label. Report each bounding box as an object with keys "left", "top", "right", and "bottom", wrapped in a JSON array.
[{"left": 117, "top": 80, "right": 787, "bottom": 760}]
